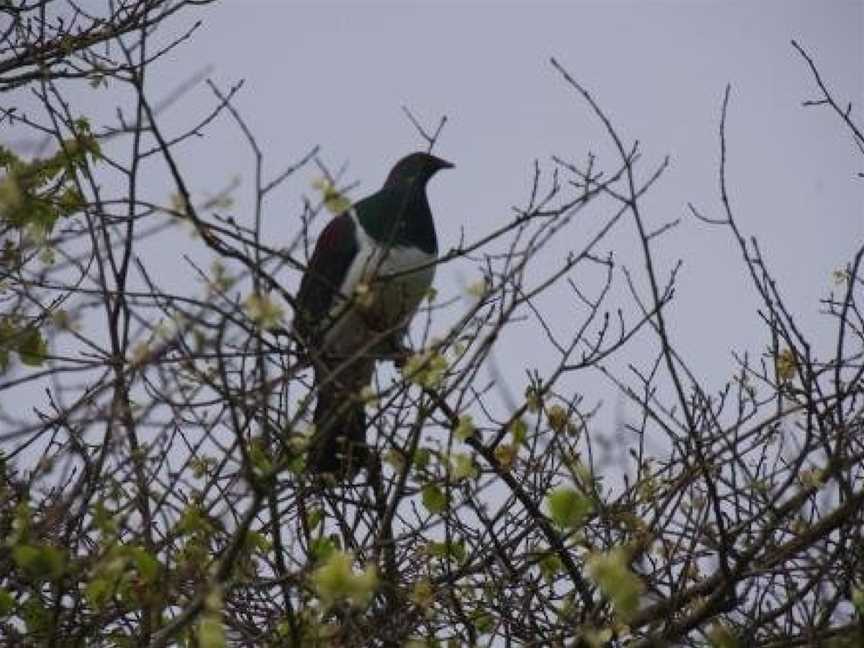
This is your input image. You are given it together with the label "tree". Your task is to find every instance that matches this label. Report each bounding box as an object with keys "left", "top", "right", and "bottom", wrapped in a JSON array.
[{"left": 1, "top": 3, "right": 862, "bottom": 646}]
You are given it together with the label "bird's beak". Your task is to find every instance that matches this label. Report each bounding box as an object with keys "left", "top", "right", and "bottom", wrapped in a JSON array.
[{"left": 438, "top": 158, "right": 455, "bottom": 170}]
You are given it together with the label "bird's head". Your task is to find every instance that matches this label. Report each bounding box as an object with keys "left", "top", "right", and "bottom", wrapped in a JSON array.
[{"left": 384, "top": 151, "right": 454, "bottom": 188}]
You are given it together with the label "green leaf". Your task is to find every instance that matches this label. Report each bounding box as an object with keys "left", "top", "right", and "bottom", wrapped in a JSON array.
[
  {"left": 16, "top": 326, "right": 47, "bottom": 367},
  {"left": 13, "top": 543, "right": 65, "bottom": 581},
  {"left": 493, "top": 443, "right": 518, "bottom": 470},
  {"left": 539, "top": 553, "right": 563, "bottom": 582},
  {"left": 427, "top": 540, "right": 466, "bottom": 563},
  {"left": 311, "top": 550, "right": 378, "bottom": 608},
  {"left": 244, "top": 531, "right": 271, "bottom": 555},
  {"left": 525, "top": 385, "right": 542, "bottom": 413},
  {"left": 775, "top": 347, "right": 797, "bottom": 382},
  {"left": 0, "top": 588, "right": 15, "bottom": 617},
  {"left": 310, "top": 536, "right": 337, "bottom": 563},
  {"left": 0, "top": 173, "right": 22, "bottom": 214},
  {"left": 546, "top": 487, "right": 592, "bottom": 529},
  {"left": 0, "top": 145, "right": 21, "bottom": 168},
  {"left": 177, "top": 505, "right": 214, "bottom": 536},
  {"left": 450, "top": 453, "right": 478, "bottom": 481},
  {"left": 106, "top": 633, "right": 134, "bottom": 648},
  {"left": 403, "top": 350, "right": 449, "bottom": 388},
  {"left": 198, "top": 616, "right": 225, "bottom": 648},
  {"left": 312, "top": 177, "right": 351, "bottom": 215},
  {"left": 85, "top": 544, "right": 162, "bottom": 611},
  {"left": 510, "top": 418, "right": 527, "bottom": 445},
  {"left": 84, "top": 575, "right": 113, "bottom": 610},
  {"left": 421, "top": 484, "right": 448, "bottom": 514},
  {"left": 466, "top": 277, "right": 488, "bottom": 299},
  {"left": 92, "top": 501, "right": 118, "bottom": 536},
  {"left": 586, "top": 547, "right": 645, "bottom": 622},
  {"left": 306, "top": 508, "right": 324, "bottom": 531},
  {"left": 453, "top": 415, "right": 475, "bottom": 442},
  {"left": 57, "top": 186, "right": 85, "bottom": 213},
  {"left": 853, "top": 588, "right": 864, "bottom": 615},
  {"left": 472, "top": 611, "right": 495, "bottom": 634},
  {"left": 414, "top": 447, "right": 431, "bottom": 471},
  {"left": 545, "top": 404, "right": 569, "bottom": 432},
  {"left": 198, "top": 587, "right": 225, "bottom": 648},
  {"left": 129, "top": 546, "right": 160, "bottom": 582},
  {"left": 243, "top": 293, "right": 284, "bottom": 330},
  {"left": 410, "top": 579, "right": 435, "bottom": 608},
  {"left": 708, "top": 623, "right": 739, "bottom": 648},
  {"left": 22, "top": 596, "right": 51, "bottom": 636},
  {"left": 248, "top": 437, "right": 273, "bottom": 475}
]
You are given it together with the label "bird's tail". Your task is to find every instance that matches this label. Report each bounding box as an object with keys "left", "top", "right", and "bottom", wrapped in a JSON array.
[{"left": 308, "top": 373, "right": 369, "bottom": 478}]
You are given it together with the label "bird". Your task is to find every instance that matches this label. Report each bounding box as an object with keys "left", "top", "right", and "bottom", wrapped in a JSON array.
[{"left": 295, "top": 151, "right": 453, "bottom": 479}]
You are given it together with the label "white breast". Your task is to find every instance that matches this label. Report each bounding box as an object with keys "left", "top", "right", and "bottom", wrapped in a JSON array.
[{"left": 323, "top": 210, "right": 436, "bottom": 355}]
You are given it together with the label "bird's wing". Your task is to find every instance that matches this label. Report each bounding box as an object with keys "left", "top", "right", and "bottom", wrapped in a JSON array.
[{"left": 295, "top": 211, "right": 359, "bottom": 346}]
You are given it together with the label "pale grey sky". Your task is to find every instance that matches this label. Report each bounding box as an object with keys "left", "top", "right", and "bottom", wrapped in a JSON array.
[
  {"left": 6, "top": 0, "right": 863, "bottom": 439},
  {"left": 152, "top": 1, "right": 862, "bottom": 413}
]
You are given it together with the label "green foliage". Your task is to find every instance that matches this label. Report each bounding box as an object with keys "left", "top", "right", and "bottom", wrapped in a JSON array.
[
  {"left": 493, "top": 443, "right": 518, "bottom": 470},
  {"left": 243, "top": 293, "right": 285, "bottom": 330},
  {"left": 453, "top": 414, "right": 475, "bottom": 441},
  {"left": 248, "top": 436, "right": 275, "bottom": 476},
  {"left": 310, "top": 536, "right": 338, "bottom": 563},
  {"left": 426, "top": 540, "right": 466, "bottom": 564},
  {"left": 410, "top": 579, "right": 435, "bottom": 609},
  {"left": 450, "top": 452, "right": 478, "bottom": 481},
  {"left": 12, "top": 543, "right": 66, "bottom": 581},
  {"left": 0, "top": 588, "right": 15, "bottom": 617},
  {"left": 305, "top": 507, "right": 324, "bottom": 531},
  {"left": 310, "top": 550, "right": 378, "bottom": 608},
  {"left": 413, "top": 447, "right": 431, "bottom": 471},
  {"left": 0, "top": 126, "right": 96, "bottom": 377},
  {"left": 311, "top": 177, "right": 351, "bottom": 215},
  {"left": 177, "top": 505, "right": 216, "bottom": 536},
  {"left": 524, "top": 385, "right": 542, "bottom": 413},
  {"left": 208, "top": 259, "right": 237, "bottom": 295},
  {"left": 0, "top": 319, "right": 48, "bottom": 371},
  {"left": 708, "top": 623, "right": 739, "bottom": 648},
  {"left": 197, "top": 586, "right": 226, "bottom": 648},
  {"left": 0, "top": 321, "right": 11, "bottom": 372},
  {"left": 775, "top": 347, "right": 798, "bottom": 383},
  {"left": 175, "top": 505, "right": 217, "bottom": 577},
  {"left": 472, "top": 611, "right": 495, "bottom": 634},
  {"left": 22, "top": 596, "right": 52, "bottom": 638},
  {"left": 853, "top": 587, "right": 864, "bottom": 615},
  {"left": 509, "top": 417, "right": 527, "bottom": 445},
  {"left": 539, "top": 553, "right": 563, "bottom": 582},
  {"left": 586, "top": 547, "right": 645, "bottom": 622},
  {"left": 0, "top": 121, "right": 98, "bottom": 236},
  {"left": 190, "top": 455, "right": 217, "bottom": 480},
  {"left": 546, "top": 487, "right": 592, "bottom": 529},
  {"left": 403, "top": 349, "right": 449, "bottom": 388},
  {"left": 16, "top": 326, "right": 48, "bottom": 366},
  {"left": 421, "top": 484, "right": 448, "bottom": 514},
  {"left": 545, "top": 404, "right": 569, "bottom": 432},
  {"left": 0, "top": 16, "right": 855, "bottom": 647},
  {"left": 84, "top": 544, "right": 162, "bottom": 611}
]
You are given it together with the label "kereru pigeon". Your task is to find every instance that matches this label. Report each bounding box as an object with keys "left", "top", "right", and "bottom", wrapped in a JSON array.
[{"left": 295, "top": 152, "right": 453, "bottom": 478}]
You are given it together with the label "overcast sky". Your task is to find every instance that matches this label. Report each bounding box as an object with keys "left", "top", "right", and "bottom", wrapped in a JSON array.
[
  {"left": 7, "top": 1, "right": 864, "bottom": 441},
  {"left": 145, "top": 1, "right": 862, "bottom": 427}
]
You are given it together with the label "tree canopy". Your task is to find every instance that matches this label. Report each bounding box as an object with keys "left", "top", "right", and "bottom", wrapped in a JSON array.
[{"left": 1, "top": 3, "right": 862, "bottom": 647}]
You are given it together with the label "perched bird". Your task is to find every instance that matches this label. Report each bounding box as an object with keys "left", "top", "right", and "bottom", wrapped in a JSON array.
[{"left": 295, "top": 152, "right": 453, "bottom": 478}]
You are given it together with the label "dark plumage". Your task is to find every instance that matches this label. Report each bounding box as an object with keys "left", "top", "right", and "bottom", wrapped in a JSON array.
[{"left": 296, "top": 152, "right": 453, "bottom": 479}]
